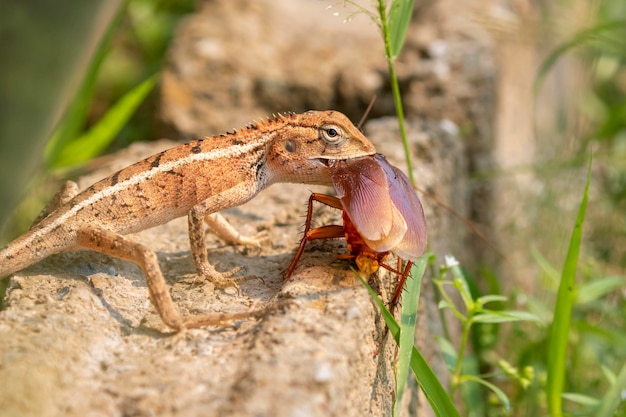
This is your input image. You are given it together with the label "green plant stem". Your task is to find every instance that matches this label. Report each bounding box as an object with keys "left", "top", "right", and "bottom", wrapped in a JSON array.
[
  {"left": 435, "top": 266, "right": 474, "bottom": 398},
  {"left": 430, "top": 262, "right": 452, "bottom": 343},
  {"left": 377, "top": 0, "right": 415, "bottom": 186},
  {"left": 450, "top": 316, "right": 471, "bottom": 397},
  {"left": 435, "top": 279, "right": 465, "bottom": 322}
]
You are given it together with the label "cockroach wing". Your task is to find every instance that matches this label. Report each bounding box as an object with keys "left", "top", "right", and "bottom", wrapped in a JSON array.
[
  {"left": 329, "top": 157, "right": 407, "bottom": 251},
  {"left": 374, "top": 154, "right": 427, "bottom": 260}
]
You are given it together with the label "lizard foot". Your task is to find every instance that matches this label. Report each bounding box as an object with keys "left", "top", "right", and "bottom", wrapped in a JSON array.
[{"left": 184, "top": 263, "right": 263, "bottom": 294}]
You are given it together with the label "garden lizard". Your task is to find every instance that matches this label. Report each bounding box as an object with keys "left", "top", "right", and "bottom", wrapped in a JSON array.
[{"left": 0, "top": 110, "right": 376, "bottom": 331}]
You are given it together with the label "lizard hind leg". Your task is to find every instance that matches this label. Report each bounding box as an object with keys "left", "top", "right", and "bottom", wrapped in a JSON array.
[
  {"left": 75, "top": 225, "right": 185, "bottom": 330},
  {"left": 75, "top": 225, "right": 268, "bottom": 331}
]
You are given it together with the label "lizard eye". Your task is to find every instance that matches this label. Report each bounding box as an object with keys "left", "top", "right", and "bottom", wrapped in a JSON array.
[
  {"left": 284, "top": 139, "right": 296, "bottom": 153},
  {"left": 320, "top": 124, "right": 347, "bottom": 147}
]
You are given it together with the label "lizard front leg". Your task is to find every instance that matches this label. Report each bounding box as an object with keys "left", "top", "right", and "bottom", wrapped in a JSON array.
[
  {"left": 188, "top": 203, "right": 264, "bottom": 290},
  {"left": 75, "top": 225, "right": 267, "bottom": 331}
]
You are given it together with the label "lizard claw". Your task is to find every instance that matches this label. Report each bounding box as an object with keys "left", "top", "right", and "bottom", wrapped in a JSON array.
[
  {"left": 199, "top": 264, "right": 242, "bottom": 292},
  {"left": 207, "top": 273, "right": 242, "bottom": 293}
]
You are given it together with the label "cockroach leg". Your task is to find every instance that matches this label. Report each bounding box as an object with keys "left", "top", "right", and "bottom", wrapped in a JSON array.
[{"left": 284, "top": 193, "right": 345, "bottom": 278}]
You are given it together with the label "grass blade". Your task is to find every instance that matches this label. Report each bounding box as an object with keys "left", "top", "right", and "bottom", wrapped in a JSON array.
[
  {"left": 45, "top": 9, "right": 121, "bottom": 167},
  {"left": 546, "top": 155, "right": 592, "bottom": 416},
  {"left": 534, "top": 20, "right": 626, "bottom": 95},
  {"left": 395, "top": 257, "right": 426, "bottom": 416},
  {"left": 471, "top": 310, "right": 543, "bottom": 324},
  {"left": 597, "top": 361, "right": 626, "bottom": 417},
  {"left": 51, "top": 73, "right": 157, "bottom": 170},
  {"left": 358, "top": 273, "right": 460, "bottom": 417},
  {"left": 531, "top": 246, "right": 561, "bottom": 287},
  {"left": 388, "top": 0, "right": 415, "bottom": 58},
  {"left": 375, "top": 0, "right": 414, "bottom": 184},
  {"left": 561, "top": 393, "right": 600, "bottom": 408},
  {"left": 575, "top": 276, "right": 626, "bottom": 304}
]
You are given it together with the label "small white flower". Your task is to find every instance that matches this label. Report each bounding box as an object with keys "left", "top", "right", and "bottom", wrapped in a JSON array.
[{"left": 444, "top": 255, "right": 459, "bottom": 267}]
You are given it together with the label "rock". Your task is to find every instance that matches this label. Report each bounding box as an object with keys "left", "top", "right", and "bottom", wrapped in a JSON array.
[
  {"left": 160, "top": 0, "right": 385, "bottom": 138},
  {"left": 0, "top": 0, "right": 497, "bottom": 415},
  {"left": 0, "top": 115, "right": 466, "bottom": 416}
]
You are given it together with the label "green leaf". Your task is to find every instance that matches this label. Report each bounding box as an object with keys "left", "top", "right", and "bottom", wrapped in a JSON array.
[
  {"left": 449, "top": 263, "right": 474, "bottom": 310},
  {"left": 576, "top": 320, "right": 626, "bottom": 349},
  {"left": 546, "top": 155, "right": 592, "bottom": 417},
  {"left": 471, "top": 310, "right": 543, "bottom": 324},
  {"left": 575, "top": 276, "right": 625, "bottom": 304},
  {"left": 395, "top": 257, "right": 426, "bottom": 416},
  {"left": 531, "top": 246, "right": 561, "bottom": 288},
  {"left": 50, "top": 73, "right": 158, "bottom": 169},
  {"left": 388, "top": 0, "right": 414, "bottom": 58},
  {"left": 561, "top": 392, "right": 600, "bottom": 407},
  {"left": 476, "top": 295, "right": 508, "bottom": 305},
  {"left": 358, "top": 274, "right": 460, "bottom": 417},
  {"left": 597, "top": 361, "right": 626, "bottom": 417},
  {"left": 45, "top": 9, "right": 121, "bottom": 167},
  {"left": 534, "top": 20, "right": 626, "bottom": 95},
  {"left": 601, "top": 365, "right": 617, "bottom": 386},
  {"left": 525, "top": 295, "right": 554, "bottom": 323},
  {"left": 435, "top": 336, "right": 458, "bottom": 373},
  {"left": 460, "top": 374, "right": 511, "bottom": 412}
]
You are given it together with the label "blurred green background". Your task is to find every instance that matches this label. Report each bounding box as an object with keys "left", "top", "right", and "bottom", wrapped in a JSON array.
[{"left": 0, "top": 0, "right": 195, "bottom": 237}]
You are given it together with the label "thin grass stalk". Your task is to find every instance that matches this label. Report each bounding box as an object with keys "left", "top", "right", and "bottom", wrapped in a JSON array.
[{"left": 376, "top": 0, "right": 415, "bottom": 185}]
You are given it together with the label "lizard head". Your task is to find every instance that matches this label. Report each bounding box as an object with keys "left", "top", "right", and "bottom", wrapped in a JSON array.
[{"left": 264, "top": 110, "right": 377, "bottom": 185}]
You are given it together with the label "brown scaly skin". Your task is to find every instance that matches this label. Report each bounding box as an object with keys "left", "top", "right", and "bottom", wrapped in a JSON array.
[{"left": 0, "top": 110, "right": 376, "bottom": 331}]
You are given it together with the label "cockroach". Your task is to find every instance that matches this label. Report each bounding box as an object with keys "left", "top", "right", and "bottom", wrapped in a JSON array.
[{"left": 285, "top": 153, "right": 427, "bottom": 307}]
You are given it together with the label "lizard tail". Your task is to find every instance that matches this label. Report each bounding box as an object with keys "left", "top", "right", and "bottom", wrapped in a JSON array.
[{"left": 0, "top": 227, "right": 70, "bottom": 279}]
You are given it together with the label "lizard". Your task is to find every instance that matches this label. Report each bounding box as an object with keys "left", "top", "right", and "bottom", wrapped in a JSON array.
[{"left": 0, "top": 110, "right": 376, "bottom": 331}]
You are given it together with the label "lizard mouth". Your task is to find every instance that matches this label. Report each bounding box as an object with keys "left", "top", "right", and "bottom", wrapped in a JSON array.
[
  {"left": 312, "top": 154, "right": 374, "bottom": 165},
  {"left": 307, "top": 157, "right": 331, "bottom": 166}
]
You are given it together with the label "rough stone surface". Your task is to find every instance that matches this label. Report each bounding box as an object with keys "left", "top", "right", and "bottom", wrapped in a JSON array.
[
  {"left": 0, "top": 116, "right": 466, "bottom": 416},
  {"left": 0, "top": 0, "right": 496, "bottom": 415},
  {"left": 159, "top": 0, "right": 385, "bottom": 138},
  {"left": 159, "top": 0, "right": 494, "bottom": 142}
]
